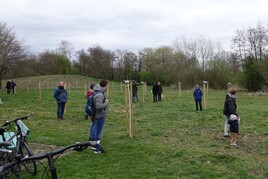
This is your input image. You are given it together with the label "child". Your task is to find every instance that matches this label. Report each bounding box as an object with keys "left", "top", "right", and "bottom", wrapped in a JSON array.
[
  {"left": 228, "top": 114, "right": 240, "bottom": 146},
  {"left": 85, "top": 84, "right": 95, "bottom": 120}
]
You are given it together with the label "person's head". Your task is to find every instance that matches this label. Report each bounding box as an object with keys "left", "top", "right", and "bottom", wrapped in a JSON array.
[
  {"left": 58, "top": 81, "right": 64, "bottom": 87},
  {"left": 195, "top": 85, "right": 200, "bottom": 89},
  {"left": 229, "top": 89, "right": 237, "bottom": 98},
  {"left": 90, "top": 83, "right": 95, "bottom": 90},
  {"left": 100, "top": 80, "right": 108, "bottom": 91}
]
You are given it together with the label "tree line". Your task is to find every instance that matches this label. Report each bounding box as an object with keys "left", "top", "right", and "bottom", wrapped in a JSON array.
[{"left": 1, "top": 21, "right": 268, "bottom": 91}]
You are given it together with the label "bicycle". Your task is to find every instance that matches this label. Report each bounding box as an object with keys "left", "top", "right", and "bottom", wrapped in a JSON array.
[
  {"left": 0, "top": 141, "right": 91, "bottom": 179},
  {"left": 0, "top": 112, "right": 37, "bottom": 177}
]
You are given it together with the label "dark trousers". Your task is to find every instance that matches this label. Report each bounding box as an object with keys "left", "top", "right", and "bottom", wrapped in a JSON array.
[
  {"left": 195, "top": 100, "right": 202, "bottom": 111},
  {"left": 153, "top": 94, "right": 158, "bottom": 102},
  {"left": 157, "top": 93, "right": 162, "bottom": 101},
  {"left": 57, "top": 102, "right": 66, "bottom": 119}
]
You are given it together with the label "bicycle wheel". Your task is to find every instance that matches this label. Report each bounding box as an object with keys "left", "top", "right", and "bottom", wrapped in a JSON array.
[
  {"left": 19, "top": 142, "right": 37, "bottom": 176},
  {"left": 0, "top": 152, "right": 21, "bottom": 179}
]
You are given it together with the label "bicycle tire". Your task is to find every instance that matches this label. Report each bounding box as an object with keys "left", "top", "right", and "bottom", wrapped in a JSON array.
[
  {"left": 19, "top": 142, "right": 37, "bottom": 176},
  {"left": 0, "top": 153, "right": 21, "bottom": 179}
]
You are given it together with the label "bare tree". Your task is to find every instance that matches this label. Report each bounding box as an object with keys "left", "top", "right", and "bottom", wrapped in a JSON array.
[
  {"left": 56, "top": 40, "right": 74, "bottom": 60},
  {"left": 247, "top": 22, "right": 268, "bottom": 60},
  {"left": 231, "top": 29, "right": 247, "bottom": 65},
  {"left": 0, "top": 22, "right": 27, "bottom": 88}
]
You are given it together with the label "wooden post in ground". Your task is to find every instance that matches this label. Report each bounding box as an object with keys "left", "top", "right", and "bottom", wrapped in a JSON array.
[
  {"left": 227, "top": 83, "right": 231, "bottom": 93},
  {"left": 124, "top": 80, "right": 133, "bottom": 138},
  {"left": 178, "top": 82, "right": 181, "bottom": 98},
  {"left": 202, "top": 81, "right": 208, "bottom": 110},
  {"left": 39, "top": 81, "right": 42, "bottom": 100}
]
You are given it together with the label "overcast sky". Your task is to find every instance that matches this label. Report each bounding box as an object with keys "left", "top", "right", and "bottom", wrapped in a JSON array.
[{"left": 1, "top": 0, "right": 268, "bottom": 53}]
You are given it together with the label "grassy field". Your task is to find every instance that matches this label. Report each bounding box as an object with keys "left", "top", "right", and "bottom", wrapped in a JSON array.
[{"left": 0, "top": 75, "right": 267, "bottom": 179}]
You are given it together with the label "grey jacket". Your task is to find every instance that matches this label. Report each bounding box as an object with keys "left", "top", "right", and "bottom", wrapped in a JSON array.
[{"left": 93, "top": 84, "right": 108, "bottom": 119}]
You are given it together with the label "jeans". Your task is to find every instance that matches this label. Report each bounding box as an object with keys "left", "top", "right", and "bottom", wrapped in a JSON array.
[
  {"left": 133, "top": 92, "right": 138, "bottom": 103},
  {"left": 57, "top": 102, "right": 66, "bottom": 119},
  {"left": 90, "top": 116, "right": 106, "bottom": 141}
]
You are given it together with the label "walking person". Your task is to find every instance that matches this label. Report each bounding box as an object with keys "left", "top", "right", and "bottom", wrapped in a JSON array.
[
  {"left": 53, "top": 81, "right": 68, "bottom": 120},
  {"left": 157, "top": 82, "right": 163, "bottom": 101},
  {"left": 89, "top": 80, "right": 109, "bottom": 153},
  {"left": 223, "top": 89, "right": 240, "bottom": 145},
  {"left": 152, "top": 82, "right": 158, "bottom": 102},
  {"left": 193, "top": 85, "right": 202, "bottom": 111},
  {"left": 5, "top": 80, "right": 11, "bottom": 94}
]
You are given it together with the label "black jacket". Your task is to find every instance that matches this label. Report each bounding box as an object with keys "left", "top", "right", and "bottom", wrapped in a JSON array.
[{"left": 223, "top": 94, "right": 238, "bottom": 116}]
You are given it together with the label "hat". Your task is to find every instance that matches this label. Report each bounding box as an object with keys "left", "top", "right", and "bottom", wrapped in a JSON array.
[
  {"left": 90, "top": 83, "right": 95, "bottom": 90},
  {"left": 229, "top": 89, "right": 236, "bottom": 95}
]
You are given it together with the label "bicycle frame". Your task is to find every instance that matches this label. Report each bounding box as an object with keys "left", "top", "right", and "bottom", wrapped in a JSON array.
[{"left": 0, "top": 142, "right": 91, "bottom": 179}]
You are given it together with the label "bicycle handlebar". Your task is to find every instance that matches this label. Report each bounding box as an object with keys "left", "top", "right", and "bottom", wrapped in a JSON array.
[
  {"left": 0, "top": 141, "right": 91, "bottom": 173},
  {"left": 1, "top": 112, "right": 34, "bottom": 127}
]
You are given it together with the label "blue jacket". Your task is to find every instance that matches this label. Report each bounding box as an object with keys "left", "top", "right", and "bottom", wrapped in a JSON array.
[
  {"left": 193, "top": 88, "right": 202, "bottom": 101},
  {"left": 53, "top": 86, "right": 68, "bottom": 103}
]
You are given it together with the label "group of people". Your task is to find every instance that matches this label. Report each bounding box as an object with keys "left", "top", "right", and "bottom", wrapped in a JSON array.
[
  {"left": 53, "top": 80, "right": 109, "bottom": 153},
  {"left": 53, "top": 79, "right": 240, "bottom": 156},
  {"left": 152, "top": 82, "right": 163, "bottom": 102},
  {"left": 5, "top": 80, "right": 16, "bottom": 94},
  {"left": 193, "top": 84, "right": 240, "bottom": 146}
]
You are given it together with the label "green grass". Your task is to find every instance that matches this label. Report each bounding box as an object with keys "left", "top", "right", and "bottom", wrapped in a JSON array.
[{"left": 0, "top": 75, "right": 268, "bottom": 178}]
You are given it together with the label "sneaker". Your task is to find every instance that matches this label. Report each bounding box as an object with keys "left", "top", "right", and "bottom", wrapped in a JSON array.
[
  {"left": 94, "top": 147, "right": 106, "bottom": 154},
  {"left": 231, "top": 142, "right": 237, "bottom": 146},
  {"left": 93, "top": 144, "right": 106, "bottom": 153},
  {"left": 224, "top": 135, "right": 230, "bottom": 138}
]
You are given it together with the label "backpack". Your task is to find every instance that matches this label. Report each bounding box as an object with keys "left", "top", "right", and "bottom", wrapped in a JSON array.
[{"left": 85, "top": 95, "right": 95, "bottom": 118}]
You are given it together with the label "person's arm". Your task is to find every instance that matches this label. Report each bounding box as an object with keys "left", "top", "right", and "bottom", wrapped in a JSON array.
[{"left": 53, "top": 89, "right": 59, "bottom": 100}]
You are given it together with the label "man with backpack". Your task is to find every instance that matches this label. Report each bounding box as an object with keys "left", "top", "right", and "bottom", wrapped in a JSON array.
[
  {"left": 53, "top": 81, "right": 68, "bottom": 120},
  {"left": 89, "top": 80, "right": 109, "bottom": 153}
]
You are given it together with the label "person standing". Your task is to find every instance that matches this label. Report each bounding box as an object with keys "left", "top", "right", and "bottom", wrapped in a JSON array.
[
  {"left": 53, "top": 82, "right": 68, "bottom": 120},
  {"left": 89, "top": 80, "right": 109, "bottom": 153},
  {"left": 157, "top": 82, "right": 163, "bottom": 101},
  {"left": 132, "top": 80, "right": 140, "bottom": 103},
  {"left": 152, "top": 82, "right": 158, "bottom": 102},
  {"left": 10, "top": 80, "right": 16, "bottom": 94},
  {"left": 223, "top": 89, "right": 240, "bottom": 145},
  {"left": 193, "top": 85, "right": 202, "bottom": 111},
  {"left": 5, "top": 80, "right": 11, "bottom": 94}
]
